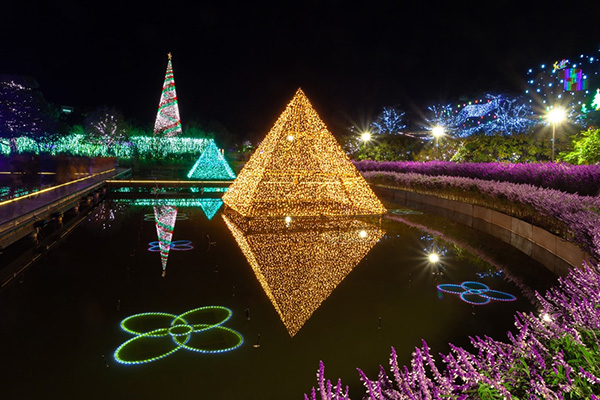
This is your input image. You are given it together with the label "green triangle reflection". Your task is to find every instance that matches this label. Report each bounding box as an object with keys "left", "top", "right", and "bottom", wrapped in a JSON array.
[{"left": 199, "top": 198, "right": 223, "bottom": 220}]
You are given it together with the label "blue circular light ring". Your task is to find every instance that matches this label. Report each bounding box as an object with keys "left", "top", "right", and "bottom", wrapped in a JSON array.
[
  {"left": 480, "top": 289, "right": 517, "bottom": 302},
  {"left": 461, "top": 292, "right": 491, "bottom": 305},
  {"left": 148, "top": 240, "right": 194, "bottom": 252},
  {"left": 437, "top": 281, "right": 516, "bottom": 305},
  {"left": 461, "top": 281, "right": 489, "bottom": 290},
  {"left": 436, "top": 284, "right": 465, "bottom": 294},
  {"left": 114, "top": 306, "right": 243, "bottom": 365}
]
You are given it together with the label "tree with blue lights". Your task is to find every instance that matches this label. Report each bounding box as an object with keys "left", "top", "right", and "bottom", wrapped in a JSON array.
[{"left": 492, "top": 96, "right": 536, "bottom": 135}]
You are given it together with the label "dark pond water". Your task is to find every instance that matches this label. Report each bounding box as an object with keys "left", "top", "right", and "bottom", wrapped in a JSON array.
[{"left": 0, "top": 195, "right": 556, "bottom": 399}]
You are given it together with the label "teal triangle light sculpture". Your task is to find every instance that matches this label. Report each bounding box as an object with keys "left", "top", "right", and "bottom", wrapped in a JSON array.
[{"left": 187, "top": 140, "right": 236, "bottom": 180}]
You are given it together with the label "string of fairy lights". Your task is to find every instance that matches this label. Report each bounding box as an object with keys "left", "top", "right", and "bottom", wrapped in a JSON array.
[
  {"left": 222, "top": 89, "right": 386, "bottom": 217},
  {"left": 0, "top": 134, "right": 210, "bottom": 159},
  {"left": 223, "top": 211, "right": 384, "bottom": 337}
]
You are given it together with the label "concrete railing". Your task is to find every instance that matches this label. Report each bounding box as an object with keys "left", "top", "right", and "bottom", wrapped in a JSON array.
[{"left": 374, "top": 185, "right": 590, "bottom": 276}]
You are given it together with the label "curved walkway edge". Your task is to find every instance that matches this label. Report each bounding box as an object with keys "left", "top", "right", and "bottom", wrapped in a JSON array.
[{"left": 373, "top": 185, "right": 591, "bottom": 276}]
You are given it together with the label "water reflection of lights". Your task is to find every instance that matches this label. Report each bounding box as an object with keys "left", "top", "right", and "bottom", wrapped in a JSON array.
[
  {"left": 115, "top": 198, "right": 223, "bottom": 220},
  {"left": 437, "top": 281, "right": 516, "bottom": 305},
  {"left": 222, "top": 211, "right": 384, "bottom": 336},
  {"left": 145, "top": 213, "right": 188, "bottom": 221},
  {"left": 148, "top": 240, "right": 193, "bottom": 252},
  {"left": 88, "top": 201, "right": 127, "bottom": 231},
  {"left": 154, "top": 205, "right": 177, "bottom": 274},
  {"left": 113, "top": 306, "right": 243, "bottom": 365}
]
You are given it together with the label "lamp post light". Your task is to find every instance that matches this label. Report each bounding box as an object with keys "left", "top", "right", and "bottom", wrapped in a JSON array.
[
  {"left": 360, "top": 131, "right": 372, "bottom": 142},
  {"left": 431, "top": 126, "right": 444, "bottom": 159},
  {"left": 546, "top": 107, "right": 566, "bottom": 162}
]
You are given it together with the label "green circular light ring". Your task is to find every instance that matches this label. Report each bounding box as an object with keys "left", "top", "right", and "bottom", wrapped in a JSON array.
[
  {"left": 114, "top": 306, "right": 243, "bottom": 365},
  {"left": 168, "top": 324, "right": 193, "bottom": 337},
  {"left": 114, "top": 330, "right": 190, "bottom": 365},
  {"left": 178, "top": 326, "right": 244, "bottom": 354}
]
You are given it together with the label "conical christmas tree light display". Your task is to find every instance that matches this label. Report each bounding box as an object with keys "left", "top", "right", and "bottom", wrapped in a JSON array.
[
  {"left": 222, "top": 88, "right": 386, "bottom": 217},
  {"left": 154, "top": 205, "right": 178, "bottom": 276},
  {"left": 223, "top": 211, "right": 384, "bottom": 337},
  {"left": 154, "top": 53, "right": 182, "bottom": 137},
  {"left": 187, "top": 139, "right": 237, "bottom": 180}
]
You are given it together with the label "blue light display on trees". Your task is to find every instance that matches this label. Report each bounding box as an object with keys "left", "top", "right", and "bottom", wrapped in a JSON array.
[{"left": 424, "top": 94, "right": 535, "bottom": 137}]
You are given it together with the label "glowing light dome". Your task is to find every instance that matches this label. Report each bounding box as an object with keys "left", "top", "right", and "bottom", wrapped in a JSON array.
[{"left": 222, "top": 88, "right": 386, "bottom": 217}]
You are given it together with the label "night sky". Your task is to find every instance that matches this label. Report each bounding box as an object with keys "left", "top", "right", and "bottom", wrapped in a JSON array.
[{"left": 3, "top": 1, "right": 600, "bottom": 140}]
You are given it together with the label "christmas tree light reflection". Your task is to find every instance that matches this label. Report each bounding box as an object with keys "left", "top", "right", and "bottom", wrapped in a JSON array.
[
  {"left": 154, "top": 205, "right": 178, "bottom": 277},
  {"left": 223, "top": 210, "right": 384, "bottom": 336}
]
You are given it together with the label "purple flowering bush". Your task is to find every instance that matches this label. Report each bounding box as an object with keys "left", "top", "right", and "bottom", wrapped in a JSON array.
[
  {"left": 353, "top": 161, "right": 600, "bottom": 196},
  {"left": 305, "top": 167, "right": 600, "bottom": 399}
]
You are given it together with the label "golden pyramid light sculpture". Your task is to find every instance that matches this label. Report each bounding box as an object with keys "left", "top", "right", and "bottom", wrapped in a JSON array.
[
  {"left": 222, "top": 89, "right": 386, "bottom": 217},
  {"left": 222, "top": 211, "right": 384, "bottom": 336}
]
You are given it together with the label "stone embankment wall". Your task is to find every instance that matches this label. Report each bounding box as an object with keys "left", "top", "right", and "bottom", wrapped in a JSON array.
[{"left": 374, "top": 185, "right": 590, "bottom": 276}]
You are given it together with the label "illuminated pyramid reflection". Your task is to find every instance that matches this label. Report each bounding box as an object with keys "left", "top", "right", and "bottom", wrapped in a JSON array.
[
  {"left": 223, "top": 211, "right": 384, "bottom": 336},
  {"left": 222, "top": 89, "right": 386, "bottom": 217}
]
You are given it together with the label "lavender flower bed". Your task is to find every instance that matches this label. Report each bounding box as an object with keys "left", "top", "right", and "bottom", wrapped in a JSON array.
[
  {"left": 305, "top": 173, "right": 600, "bottom": 399},
  {"left": 363, "top": 171, "right": 600, "bottom": 261},
  {"left": 353, "top": 161, "right": 600, "bottom": 196}
]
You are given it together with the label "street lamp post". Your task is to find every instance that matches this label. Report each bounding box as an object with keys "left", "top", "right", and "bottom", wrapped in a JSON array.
[
  {"left": 432, "top": 126, "right": 444, "bottom": 159},
  {"left": 546, "top": 107, "right": 566, "bottom": 162}
]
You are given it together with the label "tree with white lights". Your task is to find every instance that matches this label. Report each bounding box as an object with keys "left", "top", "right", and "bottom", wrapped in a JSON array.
[
  {"left": 370, "top": 106, "right": 406, "bottom": 135},
  {"left": 0, "top": 74, "right": 57, "bottom": 152}
]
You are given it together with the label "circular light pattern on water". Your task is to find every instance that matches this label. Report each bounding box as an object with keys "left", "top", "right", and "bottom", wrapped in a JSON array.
[
  {"left": 114, "top": 306, "right": 244, "bottom": 365},
  {"left": 148, "top": 240, "right": 194, "bottom": 252},
  {"left": 437, "top": 281, "right": 517, "bottom": 305}
]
